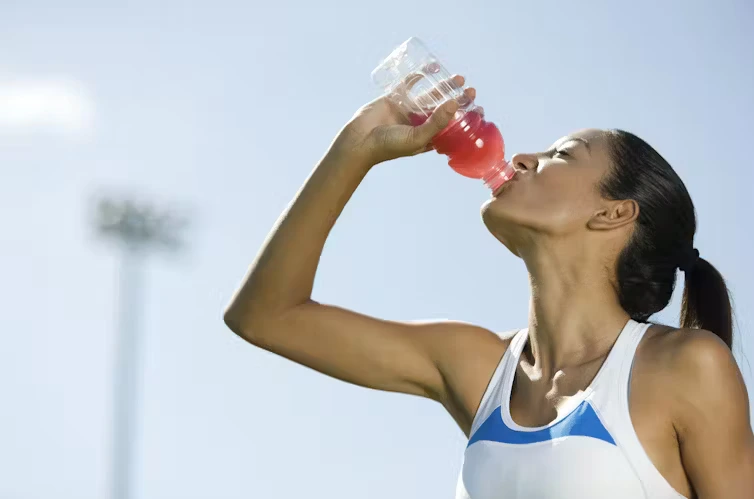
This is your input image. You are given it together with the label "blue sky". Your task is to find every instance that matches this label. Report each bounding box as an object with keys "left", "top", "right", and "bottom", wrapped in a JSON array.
[{"left": 2, "top": 1, "right": 752, "bottom": 498}]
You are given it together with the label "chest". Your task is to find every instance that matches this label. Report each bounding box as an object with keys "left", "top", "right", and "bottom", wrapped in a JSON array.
[
  {"left": 459, "top": 435, "right": 645, "bottom": 499},
  {"left": 508, "top": 362, "right": 603, "bottom": 428},
  {"left": 471, "top": 359, "right": 688, "bottom": 499}
]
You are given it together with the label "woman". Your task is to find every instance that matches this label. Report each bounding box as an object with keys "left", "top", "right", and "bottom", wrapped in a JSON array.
[{"left": 224, "top": 76, "right": 754, "bottom": 498}]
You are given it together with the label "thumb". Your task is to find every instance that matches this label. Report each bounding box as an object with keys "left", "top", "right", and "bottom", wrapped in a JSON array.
[{"left": 410, "top": 100, "right": 460, "bottom": 145}]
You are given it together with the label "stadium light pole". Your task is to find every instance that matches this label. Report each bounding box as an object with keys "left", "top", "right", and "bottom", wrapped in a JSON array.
[{"left": 94, "top": 197, "right": 187, "bottom": 499}]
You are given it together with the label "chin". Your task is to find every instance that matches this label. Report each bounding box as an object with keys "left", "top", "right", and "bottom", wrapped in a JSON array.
[
  {"left": 480, "top": 196, "right": 536, "bottom": 257},
  {"left": 480, "top": 198, "right": 524, "bottom": 256},
  {"left": 480, "top": 197, "right": 495, "bottom": 217},
  {"left": 480, "top": 195, "right": 516, "bottom": 227}
]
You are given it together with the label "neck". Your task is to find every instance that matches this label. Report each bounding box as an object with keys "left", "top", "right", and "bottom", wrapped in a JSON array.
[{"left": 522, "top": 241, "right": 630, "bottom": 376}]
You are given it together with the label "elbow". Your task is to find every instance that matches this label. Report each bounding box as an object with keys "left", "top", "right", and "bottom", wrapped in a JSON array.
[
  {"left": 223, "top": 297, "right": 282, "bottom": 348},
  {"left": 223, "top": 292, "right": 309, "bottom": 346},
  {"left": 223, "top": 306, "right": 243, "bottom": 335},
  {"left": 223, "top": 302, "right": 263, "bottom": 345}
]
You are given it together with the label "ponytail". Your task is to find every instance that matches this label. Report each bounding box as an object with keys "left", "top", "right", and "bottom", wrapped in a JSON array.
[
  {"left": 681, "top": 257, "right": 733, "bottom": 349},
  {"left": 603, "top": 130, "right": 735, "bottom": 347}
]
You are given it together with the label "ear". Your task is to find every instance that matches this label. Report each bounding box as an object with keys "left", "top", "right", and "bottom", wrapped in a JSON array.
[{"left": 587, "top": 199, "right": 639, "bottom": 231}]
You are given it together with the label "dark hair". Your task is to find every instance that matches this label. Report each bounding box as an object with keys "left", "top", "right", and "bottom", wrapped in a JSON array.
[{"left": 601, "top": 129, "right": 733, "bottom": 348}]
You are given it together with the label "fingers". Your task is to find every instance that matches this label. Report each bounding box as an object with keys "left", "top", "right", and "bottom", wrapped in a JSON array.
[
  {"left": 394, "top": 72, "right": 472, "bottom": 120},
  {"left": 424, "top": 74, "right": 465, "bottom": 101},
  {"left": 410, "top": 99, "right": 460, "bottom": 145},
  {"left": 422, "top": 80, "right": 475, "bottom": 111},
  {"left": 406, "top": 142, "right": 435, "bottom": 157},
  {"left": 403, "top": 71, "right": 464, "bottom": 92},
  {"left": 407, "top": 80, "right": 476, "bottom": 147}
]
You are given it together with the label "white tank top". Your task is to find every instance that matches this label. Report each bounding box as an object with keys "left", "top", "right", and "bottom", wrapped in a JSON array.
[{"left": 456, "top": 320, "right": 686, "bottom": 499}]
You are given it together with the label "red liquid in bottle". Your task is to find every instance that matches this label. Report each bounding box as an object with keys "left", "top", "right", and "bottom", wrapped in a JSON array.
[{"left": 409, "top": 109, "right": 515, "bottom": 192}]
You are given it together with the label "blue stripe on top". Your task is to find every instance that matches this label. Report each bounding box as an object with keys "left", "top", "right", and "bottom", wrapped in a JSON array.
[{"left": 467, "top": 400, "right": 616, "bottom": 448}]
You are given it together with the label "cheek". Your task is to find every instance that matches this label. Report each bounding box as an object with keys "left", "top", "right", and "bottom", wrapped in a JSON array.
[{"left": 535, "top": 181, "right": 599, "bottom": 228}]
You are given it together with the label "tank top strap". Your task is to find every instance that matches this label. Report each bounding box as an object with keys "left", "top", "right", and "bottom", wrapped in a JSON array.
[
  {"left": 500, "top": 328, "right": 529, "bottom": 393},
  {"left": 508, "top": 328, "right": 529, "bottom": 362},
  {"left": 494, "top": 328, "right": 529, "bottom": 419},
  {"left": 588, "top": 319, "right": 651, "bottom": 404},
  {"left": 468, "top": 328, "right": 528, "bottom": 436}
]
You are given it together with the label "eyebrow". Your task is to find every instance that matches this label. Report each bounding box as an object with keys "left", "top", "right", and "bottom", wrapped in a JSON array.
[
  {"left": 551, "top": 137, "right": 592, "bottom": 154},
  {"left": 559, "top": 137, "right": 591, "bottom": 153}
]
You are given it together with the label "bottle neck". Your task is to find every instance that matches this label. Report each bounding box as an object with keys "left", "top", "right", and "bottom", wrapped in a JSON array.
[{"left": 483, "top": 160, "right": 516, "bottom": 192}]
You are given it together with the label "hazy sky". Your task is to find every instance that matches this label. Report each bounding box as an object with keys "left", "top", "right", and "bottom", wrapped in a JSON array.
[{"left": 2, "top": 1, "right": 753, "bottom": 498}]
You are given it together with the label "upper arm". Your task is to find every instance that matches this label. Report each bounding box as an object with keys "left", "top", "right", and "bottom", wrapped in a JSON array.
[
  {"left": 670, "top": 330, "right": 754, "bottom": 498},
  {"left": 225, "top": 300, "right": 508, "bottom": 408}
]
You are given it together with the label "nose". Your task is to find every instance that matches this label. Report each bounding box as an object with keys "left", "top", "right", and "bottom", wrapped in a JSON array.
[{"left": 510, "top": 152, "right": 538, "bottom": 172}]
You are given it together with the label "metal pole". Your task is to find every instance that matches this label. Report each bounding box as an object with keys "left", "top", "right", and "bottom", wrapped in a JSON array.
[
  {"left": 111, "top": 244, "right": 143, "bottom": 499},
  {"left": 94, "top": 197, "right": 186, "bottom": 499}
]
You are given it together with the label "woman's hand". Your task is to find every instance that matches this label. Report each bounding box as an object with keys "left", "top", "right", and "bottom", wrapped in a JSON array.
[{"left": 332, "top": 75, "right": 476, "bottom": 167}]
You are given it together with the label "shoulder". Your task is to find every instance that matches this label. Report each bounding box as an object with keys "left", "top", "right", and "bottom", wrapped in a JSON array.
[
  {"left": 437, "top": 325, "right": 518, "bottom": 373},
  {"left": 420, "top": 324, "right": 520, "bottom": 435},
  {"left": 496, "top": 328, "right": 522, "bottom": 345},
  {"left": 636, "top": 327, "right": 754, "bottom": 495},
  {"left": 408, "top": 320, "right": 518, "bottom": 381},
  {"left": 636, "top": 326, "right": 747, "bottom": 428},
  {"left": 410, "top": 319, "right": 518, "bottom": 352},
  {"left": 639, "top": 326, "right": 736, "bottom": 378}
]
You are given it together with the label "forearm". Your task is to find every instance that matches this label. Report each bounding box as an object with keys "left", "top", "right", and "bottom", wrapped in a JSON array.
[
  {"left": 224, "top": 88, "right": 460, "bottom": 338},
  {"left": 225, "top": 146, "right": 371, "bottom": 330}
]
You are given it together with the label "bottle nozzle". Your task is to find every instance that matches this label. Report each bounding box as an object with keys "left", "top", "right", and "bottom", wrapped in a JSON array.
[{"left": 483, "top": 160, "right": 516, "bottom": 192}]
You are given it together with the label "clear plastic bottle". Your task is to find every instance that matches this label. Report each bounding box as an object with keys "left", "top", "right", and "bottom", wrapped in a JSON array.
[{"left": 371, "top": 37, "right": 515, "bottom": 193}]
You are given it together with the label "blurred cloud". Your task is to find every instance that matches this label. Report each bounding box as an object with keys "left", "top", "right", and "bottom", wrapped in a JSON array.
[{"left": 0, "top": 77, "right": 95, "bottom": 137}]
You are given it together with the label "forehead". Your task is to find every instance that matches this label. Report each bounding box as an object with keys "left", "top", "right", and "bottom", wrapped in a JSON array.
[
  {"left": 550, "top": 128, "right": 604, "bottom": 146},
  {"left": 569, "top": 128, "right": 606, "bottom": 142}
]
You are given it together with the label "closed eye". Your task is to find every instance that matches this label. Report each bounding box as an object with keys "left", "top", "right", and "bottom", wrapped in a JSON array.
[{"left": 554, "top": 149, "right": 570, "bottom": 158}]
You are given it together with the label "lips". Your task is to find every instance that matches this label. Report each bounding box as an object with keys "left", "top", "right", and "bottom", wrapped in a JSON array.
[{"left": 492, "top": 174, "right": 518, "bottom": 197}]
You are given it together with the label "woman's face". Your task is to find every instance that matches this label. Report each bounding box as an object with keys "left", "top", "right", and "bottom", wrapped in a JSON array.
[{"left": 481, "top": 128, "right": 614, "bottom": 253}]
